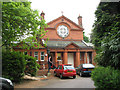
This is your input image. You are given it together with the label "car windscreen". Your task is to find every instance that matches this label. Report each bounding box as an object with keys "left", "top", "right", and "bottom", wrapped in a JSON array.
[
  {"left": 83, "top": 64, "right": 95, "bottom": 68},
  {"left": 64, "top": 66, "right": 75, "bottom": 70}
]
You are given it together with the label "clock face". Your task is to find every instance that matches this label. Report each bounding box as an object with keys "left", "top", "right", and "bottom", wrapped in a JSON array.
[{"left": 57, "top": 25, "right": 69, "bottom": 38}]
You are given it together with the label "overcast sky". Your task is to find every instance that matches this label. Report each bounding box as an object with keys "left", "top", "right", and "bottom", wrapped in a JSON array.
[{"left": 30, "top": 0, "right": 101, "bottom": 38}]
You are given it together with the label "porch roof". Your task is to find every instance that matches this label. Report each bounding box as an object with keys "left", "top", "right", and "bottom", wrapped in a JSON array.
[{"left": 46, "top": 40, "right": 93, "bottom": 49}]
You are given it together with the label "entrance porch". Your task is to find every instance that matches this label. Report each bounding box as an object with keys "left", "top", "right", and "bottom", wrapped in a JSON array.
[{"left": 49, "top": 49, "right": 95, "bottom": 68}]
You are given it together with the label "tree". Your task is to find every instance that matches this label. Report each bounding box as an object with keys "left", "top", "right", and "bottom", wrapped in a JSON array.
[
  {"left": 83, "top": 32, "right": 89, "bottom": 43},
  {"left": 91, "top": 2, "right": 120, "bottom": 52},
  {"left": 2, "top": 1, "right": 48, "bottom": 49},
  {"left": 2, "top": 49, "right": 26, "bottom": 82},
  {"left": 1, "top": 1, "right": 47, "bottom": 82},
  {"left": 91, "top": 2, "right": 120, "bottom": 69}
]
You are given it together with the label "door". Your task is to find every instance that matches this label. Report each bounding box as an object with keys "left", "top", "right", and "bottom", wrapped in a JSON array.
[{"left": 68, "top": 53, "right": 74, "bottom": 66}]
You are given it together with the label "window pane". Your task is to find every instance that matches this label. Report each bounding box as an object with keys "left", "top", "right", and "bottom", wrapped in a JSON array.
[
  {"left": 24, "top": 52, "right": 27, "bottom": 55},
  {"left": 35, "top": 56, "right": 38, "bottom": 60},
  {"left": 41, "top": 52, "right": 44, "bottom": 55},
  {"left": 30, "top": 52, "right": 32, "bottom": 56},
  {"left": 57, "top": 53, "right": 62, "bottom": 60},
  {"left": 34, "top": 52, "right": 38, "bottom": 60},
  {"left": 64, "top": 66, "right": 74, "bottom": 70},
  {"left": 60, "top": 66, "right": 62, "bottom": 69},
  {"left": 41, "top": 52, "right": 44, "bottom": 61},
  {"left": 35, "top": 52, "right": 38, "bottom": 55},
  {"left": 41, "top": 56, "right": 44, "bottom": 60}
]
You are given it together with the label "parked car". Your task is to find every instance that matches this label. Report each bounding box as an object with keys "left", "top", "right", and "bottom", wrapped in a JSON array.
[
  {"left": 54, "top": 64, "right": 76, "bottom": 79},
  {"left": 76, "top": 64, "right": 95, "bottom": 77},
  {"left": 0, "top": 77, "right": 14, "bottom": 90}
]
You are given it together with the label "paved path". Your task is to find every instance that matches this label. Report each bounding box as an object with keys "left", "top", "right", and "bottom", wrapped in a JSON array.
[
  {"left": 40, "top": 75, "right": 95, "bottom": 88},
  {"left": 14, "top": 75, "right": 95, "bottom": 89}
]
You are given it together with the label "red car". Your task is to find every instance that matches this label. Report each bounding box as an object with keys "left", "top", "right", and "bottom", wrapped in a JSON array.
[{"left": 54, "top": 64, "right": 76, "bottom": 79}]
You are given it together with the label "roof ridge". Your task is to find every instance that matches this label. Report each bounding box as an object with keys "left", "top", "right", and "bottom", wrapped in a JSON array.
[{"left": 47, "top": 15, "right": 84, "bottom": 30}]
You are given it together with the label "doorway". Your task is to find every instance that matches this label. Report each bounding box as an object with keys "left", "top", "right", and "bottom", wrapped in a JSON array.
[{"left": 68, "top": 53, "right": 74, "bottom": 66}]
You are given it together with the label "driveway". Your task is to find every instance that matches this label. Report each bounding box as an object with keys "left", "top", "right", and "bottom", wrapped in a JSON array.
[{"left": 14, "top": 75, "right": 95, "bottom": 89}]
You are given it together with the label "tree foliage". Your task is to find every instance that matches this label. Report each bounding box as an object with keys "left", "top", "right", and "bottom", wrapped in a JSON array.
[
  {"left": 91, "top": 2, "right": 120, "bottom": 69},
  {"left": 2, "top": 48, "right": 40, "bottom": 82},
  {"left": 91, "top": 66, "right": 120, "bottom": 89},
  {"left": 2, "top": 1, "right": 48, "bottom": 49},
  {"left": 2, "top": 49, "right": 26, "bottom": 82},
  {"left": 24, "top": 55, "right": 40, "bottom": 76},
  {"left": 83, "top": 32, "right": 89, "bottom": 43}
]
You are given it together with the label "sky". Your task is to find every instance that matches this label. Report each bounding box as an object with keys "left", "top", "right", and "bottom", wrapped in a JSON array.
[{"left": 30, "top": 0, "right": 101, "bottom": 38}]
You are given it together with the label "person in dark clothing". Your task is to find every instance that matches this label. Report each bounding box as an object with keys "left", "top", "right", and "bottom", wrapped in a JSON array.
[
  {"left": 48, "top": 56, "right": 56, "bottom": 72},
  {"left": 48, "top": 56, "right": 51, "bottom": 72}
]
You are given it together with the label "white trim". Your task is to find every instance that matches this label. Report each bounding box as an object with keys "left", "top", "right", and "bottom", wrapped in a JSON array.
[
  {"left": 82, "top": 40, "right": 94, "bottom": 47},
  {"left": 57, "top": 59, "right": 62, "bottom": 61}
]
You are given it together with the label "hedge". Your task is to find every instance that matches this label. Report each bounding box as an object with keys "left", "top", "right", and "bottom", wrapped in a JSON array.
[
  {"left": 91, "top": 66, "right": 120, "bottom": 89},
  {"left": 2, "top": 49, "right": 41, "bottom": 82},
  {"left": 2, "top": 50, "right": 26, "bottom": 82},
  {"left": 24, "top": 55, "right": 40, "bottom": 76}
]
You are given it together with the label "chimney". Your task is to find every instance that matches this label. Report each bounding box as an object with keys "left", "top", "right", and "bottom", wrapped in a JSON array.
[
  {"left": 40, "top": 11, "right": 45, "bottom": 20},
  {"left": 78, "top": 14, "right": 82, "bottom": 27}
]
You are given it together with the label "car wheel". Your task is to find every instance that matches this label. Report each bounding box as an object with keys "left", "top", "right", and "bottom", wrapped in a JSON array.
[
  {"left": 60, "top": 74, "right": 63, "bottom": 79},
  {"left": 54, "top": 71, "right": 57, "bottom": 76},
  {"left": 73, "top": 75, "right": 76, "bottom": 79},
  {"left": 79, "top": 72, "right": 83, "bottom": 77}
]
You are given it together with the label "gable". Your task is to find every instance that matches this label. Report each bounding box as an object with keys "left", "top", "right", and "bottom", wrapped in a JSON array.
[
  {"left": 44, "top": 15, "right": 84, "bottom": 40},
  {"left": 65, "top": 43, "right": 80, "bottom": 49},
  {"left": 47, "top": 15, "right": 83, "bottom": 30}
]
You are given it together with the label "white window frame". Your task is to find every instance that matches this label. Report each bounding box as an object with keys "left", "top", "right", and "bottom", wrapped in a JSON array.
[
  {"left": 40, "top": 52, "right": 44, "bottom": 61},
  {"left": 34, "top": 52, "right": 38, "bottom": 61}
]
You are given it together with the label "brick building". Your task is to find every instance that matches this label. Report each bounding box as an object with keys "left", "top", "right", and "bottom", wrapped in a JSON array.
[{"left": 14, "top": 12, "right": 96, "bottom": 69}]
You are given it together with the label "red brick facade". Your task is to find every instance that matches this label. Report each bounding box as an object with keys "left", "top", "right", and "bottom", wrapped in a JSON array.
[
  {"left": 43, "top": 15, "right": 83, "bottom": 41},
  {"left": 14, "top": 12, "right": 96, "bottom": 69}
]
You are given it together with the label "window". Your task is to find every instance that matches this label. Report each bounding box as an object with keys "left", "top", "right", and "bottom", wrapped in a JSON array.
[
  {"left": 60, "top": 65, "right": 62, "bottom": 70},
  {"left": 64, "top": 66, "right": 74, "bottom": 70},
  {"left": 30, "top": 51, "right": 32, "bottom": 56},
  {"left": 57, "top": 65, "right": 60, "bottom": 69},
  {"left": 24, "top": 51, "right": 27, "bottom": 55},
  {"left": 41, "top": 52, "right": 44, "bottom": 61},
  {"left": 57, "top": 53, "right": 62, "bottom": 61},
  {"left": 34, "top": 52, "right": 38, "bottom": 60}
]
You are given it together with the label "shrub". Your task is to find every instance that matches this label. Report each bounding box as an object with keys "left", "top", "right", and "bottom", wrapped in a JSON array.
[
  {"left": 24, "top": 55, "right": 40, "bottom": 76},
  {"left": 91, "top": 66, "right": 120, "bottom": 89},
  {"left": 2, "top": 50, "right": 26, "bottom": 82}
]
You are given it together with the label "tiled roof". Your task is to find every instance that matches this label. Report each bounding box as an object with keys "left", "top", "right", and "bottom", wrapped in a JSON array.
[{"left": 46, "top": 40, "right": 93, "bottom": 49}]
